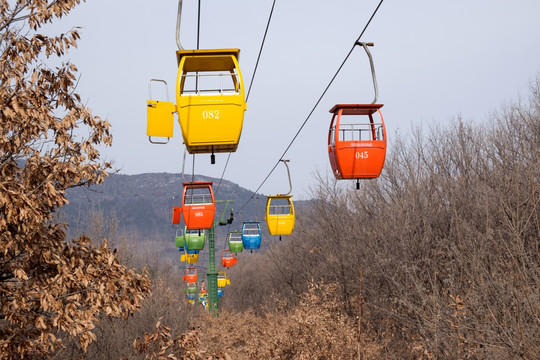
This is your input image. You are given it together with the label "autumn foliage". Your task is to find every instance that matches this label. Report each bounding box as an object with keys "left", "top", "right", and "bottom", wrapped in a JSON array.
[
  {"left": 46, "top": 83, "right": 540, "bottom": 359},
  {"left": 223, "top": 81, "right": 540, "bottom": 358},
  {"left": 2, "top": 1, "right": 539, "bottom": 360},
  {"left": 0, "top": 1, "right": 149, "bottom": 358},
  {"left": 43, "top": 84, "right": 540, "bottom": 359}
]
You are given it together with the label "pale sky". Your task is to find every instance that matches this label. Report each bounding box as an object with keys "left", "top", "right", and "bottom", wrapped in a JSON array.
[{"left": 53, "top": 0, "right": 540, "bottom": 199}]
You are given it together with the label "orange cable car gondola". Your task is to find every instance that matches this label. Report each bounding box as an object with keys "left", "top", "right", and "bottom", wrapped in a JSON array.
[
  {"left": 221, "top": 249, "right": 238, "bottom": 268},
  {"left": 181, "top": 181, "right": 216, "bottom": 230},
  {"left": 328, "top": 42, "right": 387, "bottom": 188},
  {"left": 328, "top": 104, "right": 386, "bottom": 179},
  {"left": 182, "top": 267, "right": 198, "bottom": 284}
]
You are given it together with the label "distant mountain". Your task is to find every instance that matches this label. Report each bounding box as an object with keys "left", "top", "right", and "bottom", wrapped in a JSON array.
[
  {"left": 62, "top": 173, "right": 265, "bottom": 239},
  {"left": 61, "top": 172, "right": 311, "bottom": 271}
]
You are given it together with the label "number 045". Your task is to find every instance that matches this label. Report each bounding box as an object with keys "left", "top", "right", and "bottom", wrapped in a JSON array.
[
  {"left": 355, "top": 151, "right": 368, "bottom": 159},
  {"left": 202, "top": 110, "right": 220, "bottom": 119}
]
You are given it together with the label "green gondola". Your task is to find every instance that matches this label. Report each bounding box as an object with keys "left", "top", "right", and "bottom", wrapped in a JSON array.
[
  {"left": 228, "top": 231, "right": 243, "bottom": 253},
  {"left": 175, "top": 229, "right": 185, "bottom": 248},
  {"left": 184, "top": 283, "right": 197, "bottom": 295},
  {"left": 185, "top": 227, "right": 206, "bottom": 251}
]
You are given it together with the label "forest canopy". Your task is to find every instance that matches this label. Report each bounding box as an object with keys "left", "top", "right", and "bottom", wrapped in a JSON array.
[{"left": 0, "top": 1, "right": 150, "bottom": 358}]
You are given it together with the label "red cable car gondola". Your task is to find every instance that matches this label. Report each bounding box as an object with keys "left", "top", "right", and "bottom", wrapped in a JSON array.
[
  {"left": 221, "top": 249, "right": 238, "bottom": 268},
  {"left": 328, "top": 42, "right": 387, "bottom": 187},
  {"left": 328, "top": 104, "right": 386, "bottom": 179},
  {"left": 181, "top": 181, "right": 216, "bottom": 230},
  {"left": 182, "top": 267, "right": 198, "bottom": 284}
]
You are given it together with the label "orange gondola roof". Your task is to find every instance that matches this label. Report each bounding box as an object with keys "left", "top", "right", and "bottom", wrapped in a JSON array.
[{"left": 330, "top": 104, "right": 383, "bottom": 115}]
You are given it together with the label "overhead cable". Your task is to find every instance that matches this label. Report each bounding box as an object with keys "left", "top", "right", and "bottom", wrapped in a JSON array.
[
  {"left": 236, "top": 0, "right": 385, "bottom": 212},
  {"left": 215, "top": 0, "right": 278, "bottom": 195}
]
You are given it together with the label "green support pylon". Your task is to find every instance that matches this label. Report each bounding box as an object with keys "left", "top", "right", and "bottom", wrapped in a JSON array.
[
  {"left": 207, "top": 200, "right": 233, "bottom": 316},
  {"left": 207, "top": 225, "right": 218, "bottom": 315}
]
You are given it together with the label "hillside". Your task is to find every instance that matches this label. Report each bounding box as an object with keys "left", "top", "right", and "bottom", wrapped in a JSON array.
[
  {"left": 62, "top": 173, "right": 262, "bottom": 236},
  {"left": 60, "top": 173, "right": 310, "bottom": 267}
]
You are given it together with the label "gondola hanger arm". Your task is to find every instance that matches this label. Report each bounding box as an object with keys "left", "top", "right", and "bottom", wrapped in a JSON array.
[
  {"left": 280, "top": 159, "right": 292, "bottom": 196},
  {"left": 176, "top": 0, "right": 184, "bottom": 50},
  {"left": 355, "top": 41, "right": 378, "bottom": 104},
  {"left": 181, "top": 148, "right": 187, "bottom": 183}
]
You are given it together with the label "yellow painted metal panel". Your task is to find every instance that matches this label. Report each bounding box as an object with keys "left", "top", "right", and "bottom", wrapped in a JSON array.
[
  {"left": 146, "top": 100, "right": 176, "bottom": 137},
  {"left": 176, "top": 49, "right": 241, "bottom": 66},
  {"left": 181, "top": 56, "right": 236, "bottom": 72},
  {"left": 186, "top": 253, "right": 199, "bottom": 264},
  {"left": 180, "top": 253, "right": 199, "bottom": 264},
  {"left": 177, "top": 98, "right": 245, "bottom": 153},
  {"left": 266, "top": 214, "right": 295, "bottom": 235}
]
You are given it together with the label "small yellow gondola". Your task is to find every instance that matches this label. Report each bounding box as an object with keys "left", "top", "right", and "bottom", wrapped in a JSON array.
[
  {"left": 217, "top": 272, "right": 231, "bottom": 287},
  {"left": 180, "top": 252, "right": 199, "bottom": 264},
  {"left": 265, "top": 194, "right": 295, "bottom": 236},
  {"left": 265, "top": 160, "right": 295, "bottom": 237}
]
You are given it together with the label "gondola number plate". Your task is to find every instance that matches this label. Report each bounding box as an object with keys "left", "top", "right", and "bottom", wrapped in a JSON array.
[
  {"left": 202, "top": 110, "right": 220, "bottom": 119},
  {"left": 355, "top": 151, "right": 369, "bottom": 159}
]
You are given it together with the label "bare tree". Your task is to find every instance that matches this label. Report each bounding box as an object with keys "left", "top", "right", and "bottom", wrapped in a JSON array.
[
  {"left": 0, "top": 1, "right": 150, "bottom": 358},
  {"left": 222, "top": 79, "right": 540, "bottom": 359}
]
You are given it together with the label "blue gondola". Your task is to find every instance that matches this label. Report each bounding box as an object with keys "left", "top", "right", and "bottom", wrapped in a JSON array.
[
  {"left": 242, "top": 221, "right": 261, "bottom": 251},
  {"left": 217, "top": 287, "right": 224, "bottom": 298}
]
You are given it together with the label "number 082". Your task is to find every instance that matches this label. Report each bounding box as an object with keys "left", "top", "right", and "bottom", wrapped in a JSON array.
[{"left": 202, "top": 110, "right": 220, "bottom": 119}]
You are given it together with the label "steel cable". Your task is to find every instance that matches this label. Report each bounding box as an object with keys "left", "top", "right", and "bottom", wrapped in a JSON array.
[
  {"left": 215, "top": 0, "right": 278, "bottom": 196},
  {"left": 236, "top": 0, "right": 385, "bottom": 212}
]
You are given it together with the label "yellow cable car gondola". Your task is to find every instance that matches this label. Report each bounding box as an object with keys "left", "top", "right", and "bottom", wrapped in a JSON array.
[
  {"left": 265, "top": 195, "right": 295, "bottom": 236},
  {"left": 180, "top": 251, "right": 199, "bottom": 264},
  {"left": 217, "top": 272, "right": 230, "bottom": 287},
  {"left": 265, "top": 160, "right": 295, "bottom": 238},
  {"left": 146, "top": 1, "right": 247, "bottom": 164},
  {"left": 176, "top": 49, "right": 246, "bottom": 157}
]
